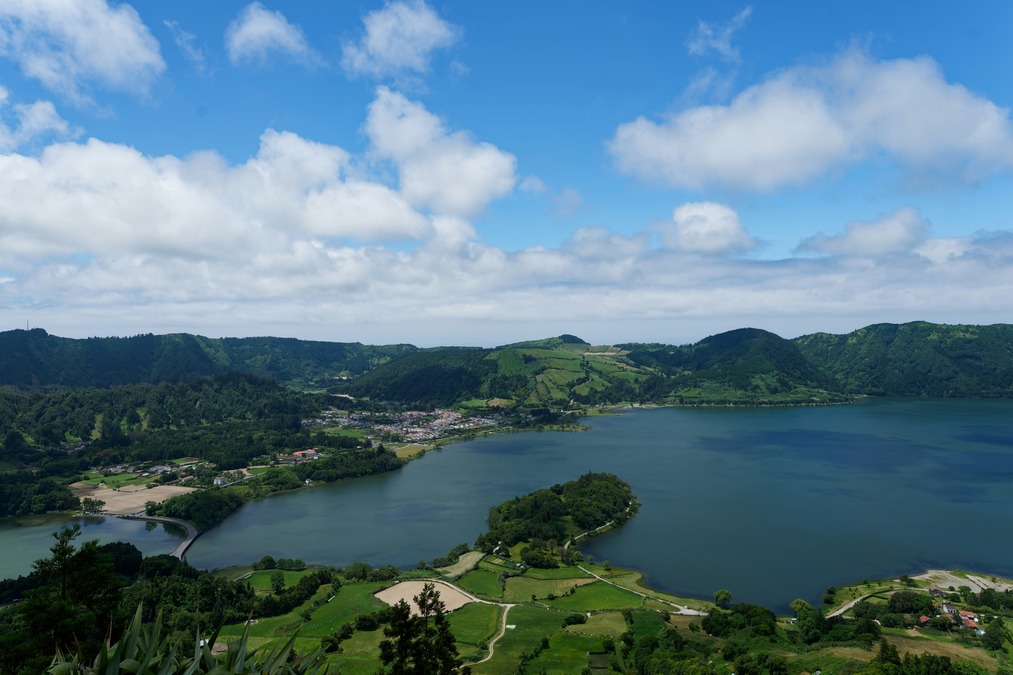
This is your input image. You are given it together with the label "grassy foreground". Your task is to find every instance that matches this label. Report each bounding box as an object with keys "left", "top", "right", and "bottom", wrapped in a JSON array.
[{"left": 212, "top": 560, "right": 1013, "bottom": 674}]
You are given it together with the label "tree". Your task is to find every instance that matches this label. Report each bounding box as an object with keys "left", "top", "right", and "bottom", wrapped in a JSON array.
[
  {"left": 378, "top": 583, "right": 468, "bottom": 674},
  {"left": 983, "top": 617, "right": 1009, "bottom": 651},
  {"left": 714, "top": 589, "right": 733, "bottom": 609},
  {"left": 270, "top": 571, "right": 285, "bottom": 594},
  {"left": 81, "top": 497, "right": 105, "bottom": 514}
]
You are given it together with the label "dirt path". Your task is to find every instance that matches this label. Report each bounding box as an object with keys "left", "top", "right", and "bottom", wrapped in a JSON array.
[{"left": 472, "top": 604, "right": 516, "bottom": 665}]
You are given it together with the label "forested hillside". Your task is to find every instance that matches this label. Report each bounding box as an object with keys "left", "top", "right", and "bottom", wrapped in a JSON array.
[
  {"left": 0, "top": 328, "right": 414, "bottom": 388},
  {"left": 794, "top": 322, "right": 1013, "bottom": 397},
  {"left": 4, "top": 322, "right": 1013, "bottom": 409}
]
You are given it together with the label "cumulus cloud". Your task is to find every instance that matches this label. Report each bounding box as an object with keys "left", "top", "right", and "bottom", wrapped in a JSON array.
[
  {"left": 798, "top": 206, "right": 929, "bottom": 257},
  {"left": 0, "top": 129, "right": 429, "bottom": 264},
  {"left": 164, "top": 20, "right": 206, "bottom": 73},
  {"left": 0, "top": 0, "right": 164, "bottom": 104},
  {"left": 225, "top": 2, "right": 318, "bottom": 66},
  {"left": 0, "top": 87, "right": 78, "bottom": 150},
  {"left": 610, "top": 49, "right": 1013, "bottom": 190},
  {"left": 686, "top": 6, "right": 752, "bottom": 63},
  {"left": 2, "top": 147, "right": 1013, "bottom": 345},
  {"left": 657, "top": 202, "right": 756, "bottom": 253},
  {"left": 342, "top": 0, "right": 459, "bottom": 79},
  {"left": 365, "top": 87, "right": 517, "bottom": 216}
]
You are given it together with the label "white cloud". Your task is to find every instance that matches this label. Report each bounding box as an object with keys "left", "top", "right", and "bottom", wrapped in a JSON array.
[
  {"left": 686, "top": 6, "right": 752, "bottom": 63},
  {"left": 0, "top": 86, "right": 77, "bottom": 150},
  {"left": 610, "top": 49, "right": 1013, "bottom": 190},
  {"left": 365, "top": 87, "right": 517, "bottom": 216},
  {"left": 0, "top": 0, "right": 164, "bottom": 104},
  {"left": 798, "top": 206, "right": 929, "bottom": 257},
  {"left": 518, "top": 175, "right": 546, "bottom": 193},
  {"left": 0, "top": 129, "right": 430, "bottom": 264},
  {"left": 658, "top": 202, "right": 756, "bottom": 253},
  {"left": 342, "top": 0, "right": 459, "bottom": 79},
  {"left": 554, "top": 187, "right": 584, "bottom": 217},
  {"left": 562, "top": 226, "right": 649, "bottom": 260},
  {"left": 225, "top": 2, "right": 318, "bottom": 66},
  {"left": 164, "top": 20, "right": 206, "bottom": 73}
]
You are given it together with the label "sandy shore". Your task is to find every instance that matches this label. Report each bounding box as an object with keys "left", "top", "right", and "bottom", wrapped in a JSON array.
[{"left": 71, "top": 483, "right": 197, "bottom": 515}]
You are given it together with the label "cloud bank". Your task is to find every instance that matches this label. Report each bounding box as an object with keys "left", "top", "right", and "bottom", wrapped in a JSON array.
[{"left": 611, "top": 50, "right": 1013, "bottom": 190}]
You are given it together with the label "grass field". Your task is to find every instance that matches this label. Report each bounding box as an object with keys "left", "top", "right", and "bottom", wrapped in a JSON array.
[
  {"left": 564, "top": 611, "right": 628, "bottom": 638},
  {"left": 457, "top": 569, "right": 503, "bottom": 598},
  {"left": 448, "top": 603, "right": 501, "bottom": 661},
  {"left": 79, "top": 471, "right": 154, "bottom": 489},
  {"left": 544, "top": 581, "right": 645, "bottom": 611},
  {"left": 244, "top": 569, "right": 313, "bottom": 593},
  {"left": 523, "top": 565, "right": 591, "bottom": 580},
  {"left": 524, "top": 631, "right": 602, "bottom": 673},
  {"left": 502, "top": 575, "right": 596, "bottom": 603},
  {"left": 470, "top": 605, "right": 567, "bottom": 675}
]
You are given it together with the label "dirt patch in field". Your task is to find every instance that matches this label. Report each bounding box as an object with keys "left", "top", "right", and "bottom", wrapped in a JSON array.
[
  {"left": 71, "top": 483, "right": 197, "bottom": 515},
  {"left": 374, "top": 580, "right": 476, "bottom": 616}
]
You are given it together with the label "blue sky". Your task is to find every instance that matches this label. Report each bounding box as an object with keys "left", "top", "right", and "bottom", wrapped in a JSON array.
[{"left": 1, "top": 1, "right": 1012, "bottom": 346}]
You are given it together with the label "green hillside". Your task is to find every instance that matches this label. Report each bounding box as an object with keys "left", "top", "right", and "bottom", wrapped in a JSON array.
[
  {"left": 793, "top": 322, "right": 1013, "bottom": 397},
  {"left": 5, "top": 322, "right": 1013, "bottom": 407},
  {"left": 0, "top": 328, "right": 415, "bottom": 388}
]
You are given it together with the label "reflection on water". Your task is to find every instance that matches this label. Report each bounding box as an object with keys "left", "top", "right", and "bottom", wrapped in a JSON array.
[{"left": 0, "top": 513, "right": 186, "bottom": 580}]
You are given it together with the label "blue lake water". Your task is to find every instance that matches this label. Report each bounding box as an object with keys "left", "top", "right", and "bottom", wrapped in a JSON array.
[{"left": 4, "top": 398, "right": 1012, "bottom": 611}]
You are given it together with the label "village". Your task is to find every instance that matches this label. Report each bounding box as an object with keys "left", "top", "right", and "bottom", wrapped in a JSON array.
[{"left": 73, "top": 407, "right": 503, "bottom": 517}]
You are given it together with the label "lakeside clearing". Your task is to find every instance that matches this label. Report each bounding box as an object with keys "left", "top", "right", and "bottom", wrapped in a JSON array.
[{"left": 70, "top": 482, "right": 197, "bottom": 515}]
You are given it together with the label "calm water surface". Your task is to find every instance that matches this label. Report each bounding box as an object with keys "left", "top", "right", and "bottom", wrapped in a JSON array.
[
  {"left": 0, "top": 514, "right": 186, "bottom": 579},
  {"left": 4, "top": 399, "right": 1011, "bottom": 611},
  {"left": 188, "top": 398, "right": 1013, "bottom": 610}
]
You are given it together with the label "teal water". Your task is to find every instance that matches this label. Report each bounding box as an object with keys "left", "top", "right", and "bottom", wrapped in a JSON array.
[
  {"left": 0, "top": 514, "right": 187, "bottom": 580},
  {"left": 4, "top": 399, "right": 1012, "bottom": 610}
]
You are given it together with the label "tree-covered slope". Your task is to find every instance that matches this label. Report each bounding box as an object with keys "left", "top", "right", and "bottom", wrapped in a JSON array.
[
  {"left": 0, "top": 328, "right": 415, "bottom": 388},
  {"left": 794, "top": 321, "right": 1013, "bottom": 397},
  {"left": 621, "top": 328, "right": 846, "bottom": 405}
]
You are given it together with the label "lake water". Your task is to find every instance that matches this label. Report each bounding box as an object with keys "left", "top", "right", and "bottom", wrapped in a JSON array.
[
  {"left": 4, "top": 399, "right": 1012, "bottom": 611},
  {"left": 0, "top": 514, "right": 187, "bottom": 580}
]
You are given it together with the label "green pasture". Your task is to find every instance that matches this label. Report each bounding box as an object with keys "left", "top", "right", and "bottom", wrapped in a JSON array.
[
  {"left": 79, "top": 472, "right": 154, "bottom": 489},
  {"left": 564, "top": 611, "right": 628, "bottom": 638},
  {"left": 470, "top": 605, "right": 567, "bottom": 675},
  {"left": 544, "top": 581, "right": 644, "bottom": 611},
  {"left": 522, "top": 566, "right": 590, "bottom": 580},
  {"left": 457, "top": 569, "right": 503, "bottom": 598},
  {"left": 327, "top": 628, "right": 385, "bottom": 674},
  {"left": 524, "top": 631, "right": 603, "bottom": 674},
  {"left": 448, "top": 602, "right": 501, "bottom": 661},
  {"left": 503, "top": 575, "right": 595, "bottom": 603},
  {"left": 627, "top": 609, "right": 666, "bottom": 638}
]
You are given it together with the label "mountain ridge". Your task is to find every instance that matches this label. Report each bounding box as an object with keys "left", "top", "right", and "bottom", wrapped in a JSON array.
[{"left": 3, "top": 322, "right": 1013, "bottom": 405}]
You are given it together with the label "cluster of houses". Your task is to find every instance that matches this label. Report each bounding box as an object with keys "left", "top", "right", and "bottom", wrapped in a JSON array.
[
  {"left": 339, "top": 409, "right": 499, "bottom": 442},
  {"left": 914, "top": 588, "right": 986, "bottom": 635}
]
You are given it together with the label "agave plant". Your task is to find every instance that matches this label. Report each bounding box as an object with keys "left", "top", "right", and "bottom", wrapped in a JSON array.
[{"left": 48, "top": 605, "right": 330, "bottom": 675}]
